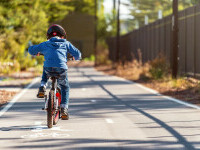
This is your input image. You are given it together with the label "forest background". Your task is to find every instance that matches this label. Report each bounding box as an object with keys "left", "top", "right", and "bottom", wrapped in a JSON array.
[{"left": 0, "top": 0, "right": 199, "bottom": 74}]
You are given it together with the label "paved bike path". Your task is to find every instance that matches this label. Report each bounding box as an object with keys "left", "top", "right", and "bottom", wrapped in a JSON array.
[{"left": 0, "top": 67, "right": 200, "bottom": 150}]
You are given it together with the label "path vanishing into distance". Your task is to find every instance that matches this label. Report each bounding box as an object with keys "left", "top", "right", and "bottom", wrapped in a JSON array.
[{"left": 0, "top": 66, "right": 200, "bottom": 150}]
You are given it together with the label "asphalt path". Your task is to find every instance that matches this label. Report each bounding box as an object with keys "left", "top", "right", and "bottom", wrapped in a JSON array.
[{"left": 0, "top": 66, "right": 200, "bottom": 150}]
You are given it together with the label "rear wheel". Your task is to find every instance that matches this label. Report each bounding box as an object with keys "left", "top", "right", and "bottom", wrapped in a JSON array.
[{"left": 47, "top": 90, "right": 54, "bottom": 128}]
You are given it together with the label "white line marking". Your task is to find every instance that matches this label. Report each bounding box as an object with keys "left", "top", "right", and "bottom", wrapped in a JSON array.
[
  {"left": 0, "top": 77, "right": 40, "bottom": 117},
  {"left": 135, "top": 83, "right": 200, "bottom": 110},
  {"left": 105, "top": 118, "right": 114, "bottom": 124},
  {"left": 61, "top": 129, "right": 74, "bottom": 132},
  {"left": 30, "top": 125, "right": 47, "bottom": 132},
  {"left": 81, "top": 88, "right": 86, "bottom": 91},
  {"left": 34, "top": 121, "right": 43, "bottom": 125},
  {"left": 51, "top": 126, "right": 61, "bottom": 131},
  {"left": 114, "top": 76, "right": 200, "bottom": 110},
  {"left": 21, "top": 133, "right": 70, "bottom": 139},
  {"left": 50, "top": 127, "right": 74, "bottom": 132},
  {"left": 91, "top": 100, "right": 96, "bottom": 103},
  {"left": 31, "top": 128, "right": 44, "bottom": 132}
]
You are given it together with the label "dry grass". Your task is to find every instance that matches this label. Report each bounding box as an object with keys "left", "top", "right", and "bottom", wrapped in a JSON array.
[
  {"left": 140, "top": 77, "right": 200, "bottom": 105},
  {"left": 67, "top": 60, "right": 94, "bottom": 67},
  {"left": 114, "top": 60, "right": 151, "bottom": 81},
  {"left": 96, "top": 55, "right": 200, "bottom": 105}
]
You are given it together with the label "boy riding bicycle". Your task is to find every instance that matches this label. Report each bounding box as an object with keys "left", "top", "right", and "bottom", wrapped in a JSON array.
[{"left": 28, "top": 24, "right": 81, "bottom": 120}]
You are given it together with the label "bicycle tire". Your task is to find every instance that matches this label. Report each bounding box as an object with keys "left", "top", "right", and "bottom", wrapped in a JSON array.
[
  {"left": 53, "top": 110, "right": 59, "bottom": 125},
  {"left": 47, "top": 90, "right": 54, "bottom": 128},
  {"left": 53, "top": 89, "right": 61, "bottom": 125}
]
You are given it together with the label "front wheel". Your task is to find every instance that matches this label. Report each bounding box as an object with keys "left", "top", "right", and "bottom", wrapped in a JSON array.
[
  {"left": 47, "top": 90, "right": 54, "bottom": 128},
  {"left": 53, "top": 89, "right": 61, "bottom": 125},
  {"left": 53, "top": 108, "right": 60, "bottom": 125}
]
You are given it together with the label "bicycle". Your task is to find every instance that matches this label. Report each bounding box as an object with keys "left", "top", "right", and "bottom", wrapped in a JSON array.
[
  {"left": 38, "top": 54, "right": 74, "bottom": 128},
  {"left": 41, "top": 75, "right": 62, "bottom": 128}
]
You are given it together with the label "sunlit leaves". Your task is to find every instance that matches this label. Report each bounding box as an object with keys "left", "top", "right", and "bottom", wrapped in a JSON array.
[
  {"left": 128, "top": 0, "right": 200, "bottom": 28},
  {"left": 0, "top": 0, "right": 92, "bottom": 71}
]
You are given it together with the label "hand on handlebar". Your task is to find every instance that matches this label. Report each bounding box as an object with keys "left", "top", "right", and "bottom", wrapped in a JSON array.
[
  {"left": 67, "top": 57, "right": 75, "bottom": 61},
  {"left": 36, "top": 53, "right": 44, "bottom": 56},
  {"left": 67, "top": 55, "right": 75, "bottom": 61}
]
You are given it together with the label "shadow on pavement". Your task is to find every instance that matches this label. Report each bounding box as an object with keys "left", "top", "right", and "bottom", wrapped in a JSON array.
[
  {"left": 77, "top": 68, "right": 199, "bottom": 150},
  {"left": 1, "top": 67, "right": 200, "bottom": 150},
  {"left": 3, "top": 138, "right": 198, "bottom": 150}
]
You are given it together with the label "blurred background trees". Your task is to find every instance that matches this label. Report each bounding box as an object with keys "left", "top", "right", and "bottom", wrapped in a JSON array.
[
  {"left": 1, "top": 0, "right": 200, "bottom": 74},
  {"left": 125, "top": 0, "right": 200, "bottom": 31},
  {"left": 0, "top": 0, "right": 94, "bottom": 74},
  {"left": 103, "top": 0, "right": 200, "bottom": 35}
]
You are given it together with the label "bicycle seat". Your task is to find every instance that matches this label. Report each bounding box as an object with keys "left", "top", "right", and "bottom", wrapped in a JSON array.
[{"left": 46, "top": 72, "right": 60, "bottom": 79}]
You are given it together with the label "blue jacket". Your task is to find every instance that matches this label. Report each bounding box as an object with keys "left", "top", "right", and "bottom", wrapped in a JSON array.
[{"left": 28, "top": 37, "right": 81, "bottom": 69}]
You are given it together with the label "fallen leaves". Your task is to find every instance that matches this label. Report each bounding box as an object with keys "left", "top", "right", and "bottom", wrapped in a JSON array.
[{"left": 0, "top": 90, "right": 17, "bottom": 106}]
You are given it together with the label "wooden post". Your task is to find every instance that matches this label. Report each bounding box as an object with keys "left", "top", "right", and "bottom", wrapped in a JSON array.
[
  {"left": 116, "top": 0, "right": 120, "bottom": 63},
  {"left": 94, "top": 0, "right": 98, "bottom": 66},
  {"left": 113, "top": 0, "right": 116, "bottom": 10},
  {"left": 172, "top": 0, "right": 178, "bottom": 78}
]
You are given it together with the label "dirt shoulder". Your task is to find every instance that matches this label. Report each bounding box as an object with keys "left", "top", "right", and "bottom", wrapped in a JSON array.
[
  {"left": 0, "top": 90, "right": 17, "bottom": 107},
  {"left": 0, "top": 68, "right": 40, "bottom": 107},
  {"left": 2, "top": 61, "right": 199, "bottom": 108},
  {"left": 0, "top": 62, "right": 92, "bottom": 107},
  {"left": 67, "top": 60, "right": 94, "bottom": 67},
  {"left": 69, "top": 62, "right": 200, "bottom": 106},
  {"left": 96, "top": 65, "right": 200, "bottom": 106}
]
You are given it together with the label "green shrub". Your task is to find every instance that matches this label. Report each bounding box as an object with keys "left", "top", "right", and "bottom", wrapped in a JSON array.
[
  {"left": 0, "top": 60, "right": 20, "bottom": 75},
  {"left": 84, "top": 55, "right": 95, "bottom": 61},
  {"left": 96, "top": 41, "right": 112, "bottom": 65},
  {"left": 149, "top": 56, "right": 169, "bottom": 79},
  {"left": 11, "top": 60, "right": 20, "bottom": 72},
  {"left": 19, "top": 56, "right": 37, "bottom": 71}
]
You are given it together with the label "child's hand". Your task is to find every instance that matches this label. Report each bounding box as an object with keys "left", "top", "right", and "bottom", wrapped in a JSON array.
[{"left": 36, "top": 53, "right": 44, "bottom": 56}]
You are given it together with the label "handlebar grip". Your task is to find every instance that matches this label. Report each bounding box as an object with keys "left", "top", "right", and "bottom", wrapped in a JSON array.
[{"left": 36, "top": 53, "right": 44, "bottom": 56}]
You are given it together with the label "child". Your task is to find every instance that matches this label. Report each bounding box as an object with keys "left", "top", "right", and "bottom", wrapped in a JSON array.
[{"left": 28, "top": 24, "right": 81, "bottom": 120}]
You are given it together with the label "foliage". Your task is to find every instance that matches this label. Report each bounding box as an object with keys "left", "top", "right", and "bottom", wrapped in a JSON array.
[
  {"left": 102, "top": 52, "right": 169, "bottom": 81},
  {"left": 149, "top": 56, "right": 169, "bottom": 79},
  {"left": 64, "top": 0, "right": 94, "bottom": 15},
  {"left": 0, "top": 0, "right": 94, "bottom": 74},
  {"left": 97, "top": 0, "right": 110, "bottom": 40},
  {"left": 128, "top": 0, "right": 200, "bottom": 28},
  {"left": 83, "top": 55, "right": 95, "bottom": 62},
  {"left": 96, "top": 40, "right": 111, "bottom": 66}
]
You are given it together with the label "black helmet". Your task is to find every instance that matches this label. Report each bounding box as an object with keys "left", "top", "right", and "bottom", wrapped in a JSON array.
[{"left": 47, "top": 24, "right": 66, "bottom": 39}]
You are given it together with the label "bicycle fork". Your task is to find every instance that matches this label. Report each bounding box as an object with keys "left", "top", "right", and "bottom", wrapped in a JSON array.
[
  {"left": 43, "top": 95, "right": 48, "bottom": 110},
  {"left": 42, "top": 77, "right": 59, "bottom": 111}
]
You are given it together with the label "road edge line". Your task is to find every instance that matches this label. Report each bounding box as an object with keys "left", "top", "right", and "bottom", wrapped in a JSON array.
[
  {"left": 105, "top": 118, "right": 114, "bottom": 124},
  {"left": 135, "top": 83, "right": 200, "bottom": 110},
  {"left": 0, "top": 77, "right": 40, "bottom": 117},
  {"left": 113, "top": 75, "right": 200, "bottom": 110}
]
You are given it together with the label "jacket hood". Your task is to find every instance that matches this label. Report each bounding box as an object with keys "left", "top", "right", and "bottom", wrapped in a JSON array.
[{"left": 48, "top": 37, "right": 66, "bottom": 47}]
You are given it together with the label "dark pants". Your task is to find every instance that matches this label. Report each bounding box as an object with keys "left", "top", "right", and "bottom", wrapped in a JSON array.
[{"left": 41, "top": 67, "right": 70, "bottom": 108}]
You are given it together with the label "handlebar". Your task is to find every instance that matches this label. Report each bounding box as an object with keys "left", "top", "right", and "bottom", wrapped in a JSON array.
[
  {"left": 36, "top": 53, "right": 76, "bottom": 61},
  {"left": 38, "top": 53, "right": 44, "bottom": 56}
]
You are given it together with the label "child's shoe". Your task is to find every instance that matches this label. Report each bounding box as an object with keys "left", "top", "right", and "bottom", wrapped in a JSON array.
[
  {"left": 37, "top": 86, "right": 46, "bottom": 98},
  {"left": 61, "top": 108, "right": 69, "bottom": 120}
]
